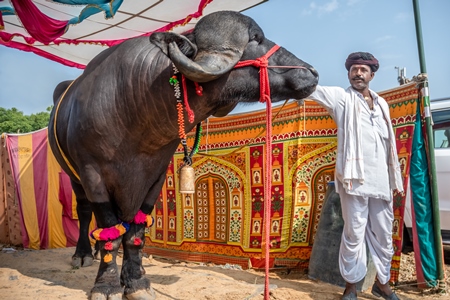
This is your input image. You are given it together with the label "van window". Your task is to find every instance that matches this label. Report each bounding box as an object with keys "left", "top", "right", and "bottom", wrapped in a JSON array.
[
  {"left": 434, "top": 128, "right": 450, "bottom": 148},
  {"left": 432, "top": 109, "right": 450, "bottom": 149}
]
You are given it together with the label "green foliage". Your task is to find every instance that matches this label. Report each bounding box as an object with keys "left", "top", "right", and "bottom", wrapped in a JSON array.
[{"left": 0, "top": 106, "right": 52, "bottom": 134}]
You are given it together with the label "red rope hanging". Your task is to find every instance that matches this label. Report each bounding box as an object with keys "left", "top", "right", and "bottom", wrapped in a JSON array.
[
  {"left": 234, "top": 44, "right": 279, "bottom": 299},
  {"left": 181, "top": 75, "right": 195, "bottom": 123},
  {"left": 263, "top": 98, "right": 273, "bottom": 299}
]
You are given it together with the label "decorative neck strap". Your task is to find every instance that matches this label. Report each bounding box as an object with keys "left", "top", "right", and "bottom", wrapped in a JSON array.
[{"left": 170, "top": 64, "right": 195, "bottom": 125}]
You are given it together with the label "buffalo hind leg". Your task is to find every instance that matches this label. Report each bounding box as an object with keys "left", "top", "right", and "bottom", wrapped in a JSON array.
[
  {"left": 71, "top": 180, "right": 95, "bottom": 268},
  {"left": 121, "top": 222, "right": 155, "bottom": 300}
]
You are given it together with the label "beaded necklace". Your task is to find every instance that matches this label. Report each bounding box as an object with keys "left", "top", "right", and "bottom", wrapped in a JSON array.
[{"left": 169, "top": 63, "right": 202, "bottom": 166}]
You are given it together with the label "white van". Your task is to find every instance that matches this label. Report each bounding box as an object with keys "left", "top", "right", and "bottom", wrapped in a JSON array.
[{"left": 403, "top": 97, "right": 450, "bottom": 246}]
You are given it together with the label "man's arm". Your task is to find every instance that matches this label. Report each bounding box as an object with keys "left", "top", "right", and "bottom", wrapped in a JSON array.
[{"left": 306, "top": 86, "right": 343, "bottom": 116}]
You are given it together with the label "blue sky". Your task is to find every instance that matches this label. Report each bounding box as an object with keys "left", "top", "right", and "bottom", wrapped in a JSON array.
[{"left": 1, "top": 0, "right": 449, "bottom": 115}]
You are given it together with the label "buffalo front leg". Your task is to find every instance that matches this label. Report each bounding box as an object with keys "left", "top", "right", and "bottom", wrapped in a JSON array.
[
  {"left": 90, "top": 236, "right": 124, "bottom": 300},
  {"left": 121, "top": 222, "right": 155, "bottom": 300},
  {"left": 90, "top": 202, "right": 129, "bottom": 300}
]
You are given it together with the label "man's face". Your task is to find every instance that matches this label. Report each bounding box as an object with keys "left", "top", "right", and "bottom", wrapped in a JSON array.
[{"left": 348, "top": 64, "right": 374, "bottom": 92}]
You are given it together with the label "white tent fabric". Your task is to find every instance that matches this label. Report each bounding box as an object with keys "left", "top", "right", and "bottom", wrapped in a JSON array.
[{"left": 0, "top": 0, "right": 265, "bottom": 67}]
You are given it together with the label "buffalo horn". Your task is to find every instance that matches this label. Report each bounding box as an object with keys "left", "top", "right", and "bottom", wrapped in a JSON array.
[{"left": 168, "top": 42, "right": 242, "bottom": 83}]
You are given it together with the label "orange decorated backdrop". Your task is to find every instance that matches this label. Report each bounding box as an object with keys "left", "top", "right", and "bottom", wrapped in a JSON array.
[
  {"left": 1, "top": 83, "right": 418, "bottom": 282},
  {"left": 145, "top": 83, "right": 419, "bottom": 280}
]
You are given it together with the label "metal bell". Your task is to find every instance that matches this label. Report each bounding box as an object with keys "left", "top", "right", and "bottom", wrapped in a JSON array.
[{"left": 179, "top": 165, "right": 195, "bottom": 194}]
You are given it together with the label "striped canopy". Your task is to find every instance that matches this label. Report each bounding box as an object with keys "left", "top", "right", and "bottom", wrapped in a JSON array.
[{"left": 4, "top": 129, "right": 96, "bottom": 249}]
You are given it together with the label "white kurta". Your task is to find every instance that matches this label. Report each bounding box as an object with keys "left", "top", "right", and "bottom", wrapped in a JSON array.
[
  {"left": 307, "top": 85, "right": 403, "bottom": 284},
  {"left": 350, "top": 92, "right": 391, "bottom": 200},
  {"left": 307, "top": 85, "right": 403, "bottom": 197}
]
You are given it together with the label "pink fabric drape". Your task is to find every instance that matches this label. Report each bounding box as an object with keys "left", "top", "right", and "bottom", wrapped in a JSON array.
[
  {"left": 11, "top": 0, "right": 68, "bottom": 44},
  {"left": 0, "top": 11, "right": 4, "bottom": 30}
]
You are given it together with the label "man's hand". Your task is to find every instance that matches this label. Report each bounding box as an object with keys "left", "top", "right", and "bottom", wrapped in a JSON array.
[{"left": 394, "top": 189, "right": 405, "bottom": 196}]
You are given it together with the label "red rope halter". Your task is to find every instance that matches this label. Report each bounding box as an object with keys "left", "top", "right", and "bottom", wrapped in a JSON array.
[{"left": 234, "top": 45, "right": 281, "bottom": 104}]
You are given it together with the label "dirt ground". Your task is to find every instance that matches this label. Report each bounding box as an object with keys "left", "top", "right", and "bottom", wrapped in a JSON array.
[{"left": 0, "top": 244, "right": 449, "bottom": 300}]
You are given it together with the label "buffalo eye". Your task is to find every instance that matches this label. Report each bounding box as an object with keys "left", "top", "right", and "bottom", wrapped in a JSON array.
[{"left": 251, "top": 33, "right": 263, "bottom": 44}]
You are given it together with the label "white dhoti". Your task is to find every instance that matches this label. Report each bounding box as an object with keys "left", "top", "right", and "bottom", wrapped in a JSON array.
[{"left": 338, "top": 190, "right": 394, "bottom": 285}]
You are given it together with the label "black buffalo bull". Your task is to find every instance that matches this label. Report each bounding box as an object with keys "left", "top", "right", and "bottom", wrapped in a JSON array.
[{"left": 48, "top": 10, "right": 318, "bottom": 300}]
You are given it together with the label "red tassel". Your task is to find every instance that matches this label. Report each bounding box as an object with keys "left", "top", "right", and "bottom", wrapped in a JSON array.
[
  {"left": 134, "top": 237, "right": 142, "bottom": 246},
  {"left": 195, "top": 82, "right": 203, "bottom": 96},
  {"left": 187, "top": 110, "right": 195, "bottom": 124},
  {"left": 104, "top": 241, "right": 113, "bottom": 251}
]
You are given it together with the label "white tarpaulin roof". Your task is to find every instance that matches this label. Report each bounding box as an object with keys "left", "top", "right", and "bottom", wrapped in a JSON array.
[{"left": 0, "top": 0, "right": 266, "bottom": 68}]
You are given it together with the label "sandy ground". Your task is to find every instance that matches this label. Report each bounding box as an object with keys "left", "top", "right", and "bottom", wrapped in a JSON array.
[{"left": 0, "top": 245, "right": 449, "bottom": 300}]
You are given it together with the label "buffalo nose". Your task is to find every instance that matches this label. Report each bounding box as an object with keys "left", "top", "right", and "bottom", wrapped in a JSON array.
[{"left": 309, "top": 67, "right": 319, "bottom": 77}]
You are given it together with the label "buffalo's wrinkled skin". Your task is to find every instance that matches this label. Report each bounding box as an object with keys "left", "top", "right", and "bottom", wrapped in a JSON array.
[{"left": 48, "top": 11, "right": 318, "bottom": 300}]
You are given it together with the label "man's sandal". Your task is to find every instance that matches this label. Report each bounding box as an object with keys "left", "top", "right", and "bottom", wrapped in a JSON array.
[
  {"left": 341, "top": 289, "right": 358, "bottom": 300},
  {"left": 371, "top": 282, "right": 400, "bottom": 300}
]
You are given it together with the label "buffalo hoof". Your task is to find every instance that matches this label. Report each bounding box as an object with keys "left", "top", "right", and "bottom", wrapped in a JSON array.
[
  {"left": 125, "top": 287, "right": 156, "bottom": 300},
  {"left": 72, "top": 255, "right": 94, "bottom": 268},
  {"left": 82, "top": 256, "right": 94, "bottom": 267},
  {"left": 94, "top": 249, "right": 101, "bottom": 260},
  {"left": 71, "top": 256, "right": 82, "bottom": 268},
  {"left": 90, "top": 292, "right": 123, "bottom": 300}
]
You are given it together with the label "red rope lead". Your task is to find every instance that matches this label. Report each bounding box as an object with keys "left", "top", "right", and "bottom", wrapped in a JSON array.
[
  {"left": 234, "top": 44, "right": 279, "bottom": 299},
  {"left": 264, "top": 99, "right": 273, "bottom": 299}
]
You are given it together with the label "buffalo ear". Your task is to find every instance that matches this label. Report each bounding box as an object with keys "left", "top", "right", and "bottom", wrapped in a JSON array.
[
  {"left": 150, "top": 32, "right": 197, "bottom": 58},
  {"left": 212, "top": 103, "right": 238, "bottom": 117}
]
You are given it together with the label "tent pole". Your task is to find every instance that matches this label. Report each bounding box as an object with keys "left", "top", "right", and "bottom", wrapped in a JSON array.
[{"left": 412, "top": 0, "right": 445, "bottom": 291}]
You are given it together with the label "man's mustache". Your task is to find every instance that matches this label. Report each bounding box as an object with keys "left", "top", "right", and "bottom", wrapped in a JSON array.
[{"left": 352, "top": 76, "right": 364, "bottom": 81}]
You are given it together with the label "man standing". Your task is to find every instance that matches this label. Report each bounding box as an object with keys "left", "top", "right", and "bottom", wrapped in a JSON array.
[{"left": 306, "top": 52, "right": 403, "bottom": 300}]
